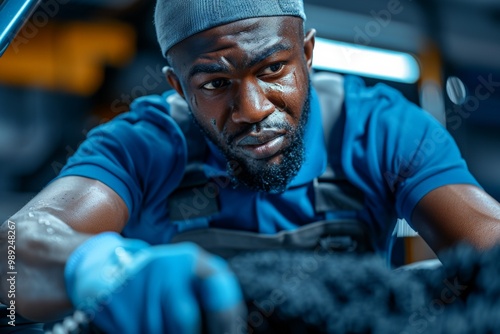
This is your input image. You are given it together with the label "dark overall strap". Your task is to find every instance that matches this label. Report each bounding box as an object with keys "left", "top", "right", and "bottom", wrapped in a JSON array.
[
  {"left": 166, "top": 93, "right": 207, "bottom": 165},
  {"left": 313, "top": 71, "right": 345, "bottom": 158},
  {"left": 312, "top": 72, "right": 365, "bottom": 213},
  {"left": 170, "top": 220, "right": 374, "bottom": 259},
  {"left": 165, "top": 93, "right": 221, "bottom": 221}
]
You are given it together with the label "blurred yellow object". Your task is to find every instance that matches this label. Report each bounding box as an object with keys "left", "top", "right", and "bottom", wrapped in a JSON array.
[{"left": 0, "top": 20, "right": 136, "bottom": 96}]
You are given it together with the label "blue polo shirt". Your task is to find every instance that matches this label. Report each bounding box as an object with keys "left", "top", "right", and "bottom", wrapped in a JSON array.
[{"left": 57, "top": 75, "right": 479, "bottom": 253}]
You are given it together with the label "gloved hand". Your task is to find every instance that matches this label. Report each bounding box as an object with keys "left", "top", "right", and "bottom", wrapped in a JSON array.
[{"left": 65, "top": 232, "right": 247, "bottom": 334}]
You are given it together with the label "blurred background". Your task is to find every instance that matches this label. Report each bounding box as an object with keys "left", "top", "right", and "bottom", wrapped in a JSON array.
[{"left": 0, "top": 0, "right": 499, "bottom": 264}]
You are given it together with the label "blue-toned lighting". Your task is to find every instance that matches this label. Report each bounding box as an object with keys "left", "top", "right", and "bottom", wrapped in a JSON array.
[
  {"left": 313, "top": 37, "right": 420, "bottom": 84},
  {"left": 0, "top": 0, "right": 41, "bottom": 56}
]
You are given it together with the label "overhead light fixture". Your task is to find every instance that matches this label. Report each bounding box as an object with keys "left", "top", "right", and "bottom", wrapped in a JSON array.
[{"left": 312, "top": 37, "right": 420, "bottom": 84}]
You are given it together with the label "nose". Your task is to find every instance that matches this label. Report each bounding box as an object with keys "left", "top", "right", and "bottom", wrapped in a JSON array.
[{"left": 231, "top": 80, "right": 275, "bottom": 124}]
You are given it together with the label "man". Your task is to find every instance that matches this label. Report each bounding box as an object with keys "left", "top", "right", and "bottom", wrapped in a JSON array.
[{"left": 2, "top": 0, "right": 500, "bottom": 333}]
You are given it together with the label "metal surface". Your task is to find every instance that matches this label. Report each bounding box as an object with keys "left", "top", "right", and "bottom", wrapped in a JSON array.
[{"left": 0, "top": 0, "right": 41, "bottom": 56}]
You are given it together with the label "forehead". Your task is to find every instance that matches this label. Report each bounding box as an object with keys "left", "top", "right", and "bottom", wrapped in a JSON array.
[{"left": 168, "top": 16, "right": 303, "bottom": 72}]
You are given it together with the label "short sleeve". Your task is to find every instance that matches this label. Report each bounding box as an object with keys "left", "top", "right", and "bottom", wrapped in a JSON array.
[
  {"left": 55, "top": 93, "right": 187, "bottom": 221},
  {"left": 341, "top": 76, "right": 479, "bottom": 232}
]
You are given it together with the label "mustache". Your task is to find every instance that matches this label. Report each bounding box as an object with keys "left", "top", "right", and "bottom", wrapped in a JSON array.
[
  {"left": 226, "top": 119, "right": 292, "bottom": 146},
  {"left": 226, "top": 108, "right": 293, "bottom": 144}
]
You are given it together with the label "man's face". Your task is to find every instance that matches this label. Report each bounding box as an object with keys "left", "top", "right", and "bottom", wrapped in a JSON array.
[{"left": 166, "top": 16, "right": 315, "bottom": 192}]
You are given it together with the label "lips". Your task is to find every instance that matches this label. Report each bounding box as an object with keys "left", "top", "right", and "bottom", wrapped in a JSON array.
[{"left": 236, "top": 128, "right": 286, "bottom": 160}]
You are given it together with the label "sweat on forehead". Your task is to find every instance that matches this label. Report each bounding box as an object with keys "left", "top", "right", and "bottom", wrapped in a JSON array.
[{"left": 154, "top": 0, "right": 306, "bottom": 61}]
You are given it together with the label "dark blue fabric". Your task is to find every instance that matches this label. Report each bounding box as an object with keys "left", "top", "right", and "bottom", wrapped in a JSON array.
[{"left": 56, "top": 75, "right": 479, "bottom": 253}]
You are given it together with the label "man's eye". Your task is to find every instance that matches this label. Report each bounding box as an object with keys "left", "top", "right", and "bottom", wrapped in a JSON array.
[
  {"left": 202, "top": 79, "right": 228, "bottom": 90},
  {"left": 261, "top": 63, "right": 284, "bottom": 75}
]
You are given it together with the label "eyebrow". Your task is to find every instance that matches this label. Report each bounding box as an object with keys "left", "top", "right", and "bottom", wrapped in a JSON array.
[
  {"left": 189, "top": 63, "right": 230, "bottom": 79},
  {"left": 246, "top": 42, "right": 293, "bottom": 68},
  {"left": 188, "top": 42, "right": 293, "bottom": 79}
]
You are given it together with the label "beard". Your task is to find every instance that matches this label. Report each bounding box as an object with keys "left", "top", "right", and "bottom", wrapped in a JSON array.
[{"left": 191, "top": 81, "right": 311, "bottom": 193}]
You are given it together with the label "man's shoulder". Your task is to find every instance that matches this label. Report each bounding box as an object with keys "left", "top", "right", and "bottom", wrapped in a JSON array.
[
  {"left": 312, "top": 72, "right": 413, "bottom": 122},
  {"left": 343, "top": 75, "right": 407, "bottom": 106},
  {"left": 126, "top": 90, "right": 176, "bottom": 119},
  {"left": 104, "top": 90, "right": 185, "bottom": 135},
  {"left": 342, "top": 75, "right": 424, "bottom": 129}
]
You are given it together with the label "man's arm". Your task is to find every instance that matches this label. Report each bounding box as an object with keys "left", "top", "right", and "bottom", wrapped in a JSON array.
[
  {"left": 0, "top": 175, "right": 128, "bottom": 321},
  {"left": 411, "top": 184, "right": 500, "bottom": 254},
  {"left": 0, "top": 175, "right": 245, "bottom": 333}
]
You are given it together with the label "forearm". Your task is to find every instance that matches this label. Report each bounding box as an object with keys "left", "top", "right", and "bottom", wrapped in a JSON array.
[
  {"left": 0, "top": 177, "right": 128, "bottom": 321},
  {"left": 413, "top": 184, "right": 500, "bottom": 254},
  {"left": 0, "top": 211, "right": 92, "bottom": 321}
]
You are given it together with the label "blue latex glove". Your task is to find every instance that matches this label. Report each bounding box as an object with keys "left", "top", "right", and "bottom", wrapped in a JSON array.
[{"left": 65, "top": 232, "right": 247, "bottom": 334}]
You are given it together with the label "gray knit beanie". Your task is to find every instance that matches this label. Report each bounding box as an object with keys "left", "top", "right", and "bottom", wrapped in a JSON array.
[{"left": 154, "top": 0, "right": 306, "bottom": 60}]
